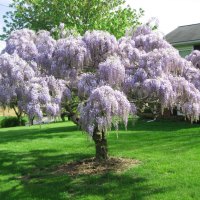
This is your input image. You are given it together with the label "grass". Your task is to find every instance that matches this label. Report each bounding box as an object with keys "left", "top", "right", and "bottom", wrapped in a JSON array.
[{"left": 0, "top": 119, "right": 200, "bottom": 199}]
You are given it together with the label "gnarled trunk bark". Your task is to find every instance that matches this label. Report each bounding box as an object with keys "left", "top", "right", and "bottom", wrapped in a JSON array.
[
  {"left": 29, "top": 116, "right": 34, "bottom": 126},
  {"left": 13, "top": 106, "right": 23, "bottom": 125},
  {"left": 64, "top": 105, "right": 79, "bottom": 125},
  {"left": 93, "top": 128, "right": 108, "bottom": 160}
]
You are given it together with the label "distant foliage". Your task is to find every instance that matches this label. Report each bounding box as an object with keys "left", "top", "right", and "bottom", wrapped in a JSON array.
[
  {"left": 0, "top": 117, "right": 26, "bottom": 128},
  {"left": 1, "top": 0, "right": 143, "bottom": 39}
]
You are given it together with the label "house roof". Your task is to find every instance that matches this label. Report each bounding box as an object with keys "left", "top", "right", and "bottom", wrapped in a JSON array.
[{"left": 165, "top": 23, "right": 200, "bottom": 45}]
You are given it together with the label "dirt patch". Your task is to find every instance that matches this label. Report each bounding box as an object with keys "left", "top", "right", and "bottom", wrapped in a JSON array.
[
  {"left": 53, "top": 157, "right": 140, "bottom": 176},
  {"left": 18, "top": 157, "right": 140, "bottom": 181}
]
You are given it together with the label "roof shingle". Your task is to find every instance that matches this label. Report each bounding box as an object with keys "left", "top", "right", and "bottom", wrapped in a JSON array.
[{"left": 165, "top": 23, "right": 200, "bottom": 44}]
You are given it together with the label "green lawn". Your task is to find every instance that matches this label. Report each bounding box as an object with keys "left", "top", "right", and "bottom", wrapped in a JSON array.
[{"left": 1, "top": 119, "right": 200, "bottom": 200}]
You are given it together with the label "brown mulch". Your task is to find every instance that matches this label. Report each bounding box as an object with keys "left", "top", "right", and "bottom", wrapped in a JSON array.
[
  {"left": 18, "top": 157, "right": 140, "bottom": 181},
  {"left": 53, "top": 157, "right": 140, "bottom": 176}
]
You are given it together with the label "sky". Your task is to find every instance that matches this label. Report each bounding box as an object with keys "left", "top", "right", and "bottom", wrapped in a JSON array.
[
  {"left": 0, "top": 0, "right": 12, "bottom": 51},
  {"left": 1, "top": 0, "right": 200, "bottom": 51},
  {"left": 127, "top": 0, "right": 200, "bottom": 34}
]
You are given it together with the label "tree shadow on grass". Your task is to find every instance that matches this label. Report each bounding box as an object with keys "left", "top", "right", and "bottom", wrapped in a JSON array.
[
  {"left": 108, "top": 119, "right": 200, "bottom": 155},
  {"left": 0, "top": 150, "right": 91, "bottom": 199},
  {"left": 0, "top": 119, "right": 198, "bottom": 199},
  {"left": 0, "top": 150, "right": 90, "bottom": 178},
  {"left": 0, "top": 123, "right": 80, "bottom": 144},
  {"left": 128, "top": 118, "right": 200, "bottom": 132},
  {"left": 0, "top": 150, "right": 171, "bottom": 200}
]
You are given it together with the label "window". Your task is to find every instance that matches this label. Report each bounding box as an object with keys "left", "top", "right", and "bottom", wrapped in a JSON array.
[{"left": 194, "top": 45, "right": 200, "bottom": 51}]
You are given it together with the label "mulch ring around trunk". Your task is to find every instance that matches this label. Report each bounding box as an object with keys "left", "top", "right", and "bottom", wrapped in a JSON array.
[{"left": 53, "top": 157, "right": 140, "bottom": 176}]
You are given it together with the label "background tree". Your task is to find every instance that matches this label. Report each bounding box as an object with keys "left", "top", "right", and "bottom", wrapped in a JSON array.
[{"left": 1, "top": 0, "right": 143, "bottom": 39}]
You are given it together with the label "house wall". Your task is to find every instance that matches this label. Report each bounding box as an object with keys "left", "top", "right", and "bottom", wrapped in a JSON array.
[{"left": 173, "top": 44, "right": 193, "bottom": 57}]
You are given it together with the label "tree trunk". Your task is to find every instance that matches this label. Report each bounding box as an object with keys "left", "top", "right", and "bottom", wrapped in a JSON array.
[
  {"left": 13, "top": 106, "right": 22, "bottom": 125},
  {"left": 18, "top": 115, "right": 22, "bottom": 126},
  {"left": 64, "top": 105, "right": 79, "bottom": 125},
  {"left": 29, "top": 116, "right": 34, "bottom": 126},
  {"left": 92, "top": 128, "right": 108, "bottom": 160}
]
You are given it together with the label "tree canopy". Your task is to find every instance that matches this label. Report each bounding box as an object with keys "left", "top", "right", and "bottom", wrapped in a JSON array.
[
  {"left": 2, "top": 19, "right": 200, "bottom": 159},
  {"left": 1, "top": 0, "right": 144, "bottom": 39}
]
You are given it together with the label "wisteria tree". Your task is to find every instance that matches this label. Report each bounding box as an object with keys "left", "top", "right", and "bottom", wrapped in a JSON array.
[
  {"left": 2, "top": 20, "right": 200, "bottom": 160},
  {"left": 79, "top": 86, "right": 131, "bottom": 159}
]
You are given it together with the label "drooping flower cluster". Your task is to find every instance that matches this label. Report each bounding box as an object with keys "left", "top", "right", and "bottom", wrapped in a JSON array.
[
  {"left": 3, "top": 29, "right": 37, "bottom": 62},
  {"left": 3, "top": 28, "right": 56, "bottom": 75},
  {"left": 19, "top": 76, "right": 66, "bottom": 120},
  {"left": 78, "top": 73, "right": 98, "bottom": 98},
  {"left": 35, "top": 30, "right": 56, "bottom": 74},
  {"left": 0, "top": 53, "right": 66, "bottom": 121},
  {"left": 79, "top": 86, "right": 131, "bottom": 136},
  {"left": 83, "top": 30, "right": 118, "bottom": 66},
  {"left": 98, "top": 56, "right": 125, "bottom": 87},
  {"left": 0, "top": 53, "right": 35, "bottom": 105},
  {"left": 51, "top": 37, "right": 90, "bottom": 79},
  {"left": 119, "top": 23, "right": 200, "bottom": 122},
  {"left": 186, "top": 50, "right": 200, "bottom": 69}
]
